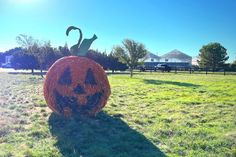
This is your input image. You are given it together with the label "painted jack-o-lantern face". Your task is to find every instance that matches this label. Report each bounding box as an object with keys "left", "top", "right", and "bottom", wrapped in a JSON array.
[{"left": 43, "top": 56, "right": 111, "bottom": 117}]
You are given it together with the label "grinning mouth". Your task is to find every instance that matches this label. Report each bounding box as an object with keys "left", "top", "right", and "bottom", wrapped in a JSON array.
[
  {"left": 81, "top": 92, "right": 102, "bottom": 111},
  {"left": 53, "top": 89, "right": 102, "bottom": 115}
]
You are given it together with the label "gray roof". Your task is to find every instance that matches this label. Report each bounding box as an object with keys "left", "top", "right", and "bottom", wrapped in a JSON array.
[
  {"left": 144, "top": 52, "right": 160, "bottom": 60},
  {"left": 161, "top": 49, "right": 192, "bottom": 60}
]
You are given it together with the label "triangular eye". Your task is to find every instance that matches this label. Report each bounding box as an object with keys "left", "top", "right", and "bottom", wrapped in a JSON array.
[
  {"left": 85, "top": 68, "right": 97, "bottom": 85},
  {"left": 73, "top": 84, "right": 85, "bottom": 94},
  {"left": 58, "top": 67, "right": 72, "bottom": 85}
]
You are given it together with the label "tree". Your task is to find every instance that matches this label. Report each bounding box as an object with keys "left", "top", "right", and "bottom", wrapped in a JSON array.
[
  {"left": 86, "top": 50, "right": 108, "bottom": 69},
  {"left": 11, "top": 50, "right": 39, "bottom": 71},
  {"left": 0, "top": 48, "right": 22, "bottom": 65},
  {"left": 25, "top": 41, "right": 47, "bottom": 77},
  {"left": 38, "top": 41, "right": 59, "bottom": 73},
  {"left": 198, "top": 42, "right": 229, "bottom": 71},
  {"left": 107, "top": 53, "right": 128, "bottom": 73},
  {"left": 0, "top": 53, "right": 5, "bottom": 64},
  {"left": 233, "top": 60, "right": 236, "bottom": 65},
  {"left": 16, "top": 34, "right": 38, "bottom": 74},
  {"left": 85, "top": 50, "right": 128, "bottom": 72},
  {"left": 16, "top": 34, "right": 34, "bottom": 48},
  {"left": 58, "top": 43, "right": 71, "bottom": 57},
  {"left": 231, "top": 60, "right": 236, "bottom": 71},
  {"left": 16, "top": 34, "right": 57, "bottom": 77},
  {"left": 113, "top": 39, "right": 147, "bottom": 77}
]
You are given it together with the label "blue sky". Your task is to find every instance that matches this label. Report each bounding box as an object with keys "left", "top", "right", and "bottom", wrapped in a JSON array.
[{"left": 0, "top": 0, "right": 236, "bottom": 61}]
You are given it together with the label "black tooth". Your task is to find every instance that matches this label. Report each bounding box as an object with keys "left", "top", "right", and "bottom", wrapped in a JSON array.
[
  {"left": 81, "top": 92, "right": 102, "bottom": 111},
  {"left": 85, "top": 68, "right": 97, "bottom": 85},
  {"left": 53, "top": 89, "right": 102, "bottom": 115},
  {"left": 58, "top": 67, "right": 72, "bottom": 85},
  {"left": 53, "top": 89, "right": 80, "bottom": 114}
]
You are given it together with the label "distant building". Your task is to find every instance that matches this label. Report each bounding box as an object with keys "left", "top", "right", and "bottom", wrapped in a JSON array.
[
  {"left": 1, "top": 55, "right": 13, "bottom": 68},
  {"left": 142, "top": 52, "right": 160, "bottom": 69},
  {"left": 143, "top": 52, "right": 160, "bottom": 62},
  {"left": 160, "top": 49, "right": 192, "bottom": 68},
  {"left": 143, "top": 49, "right": 192, "bottom": 69},
  {"left": 5, "top": 55, "right": 13, "bottom": 64},
  {"left": 192, "top": 56, "right": 199, "bottom": 66},
  {"left": 0, "top": 47, "right": 22, "bottom": 68}
]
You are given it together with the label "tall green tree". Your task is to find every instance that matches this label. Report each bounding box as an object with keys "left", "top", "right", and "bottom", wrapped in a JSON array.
[
  {"left": 38, "top": 41, "right": 57, "bottom": 74},
  {"left": 11, "top": 50, "right": 39, "bottom": 71},
  {"left": 113, "top": 39, "right": 147, "bottom": 77},
  {"left": 233, "top": 60, "right": 236, "bottom": 65},
  {"left": 231, "top": 60, "right": 236, "bottom": 71},
  {"left": 16, "top": 34, "right": 34, "bottom": 48},
  {"left": 16, "top": 34, "right": 57, "bottom": 77},
  {"left": 16, "top": 34, "right": 38, "bottom": 74},
  {"left": 198, "top": 42, "right": 229, "bottom": 71},
  {"left": 58, "top": 43, "right": 71, "bottom": 57},
  {"left": 107, "top": 53, "right": 128, "bottom": 73}
]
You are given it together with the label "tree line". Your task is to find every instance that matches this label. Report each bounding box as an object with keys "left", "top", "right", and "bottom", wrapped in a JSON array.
[
  {"left": 0, "top": 34, "right": 236, "bottom": 77},
  {"left": 12, "top": 46, "right": 128, "bottom": 77},
  {"left": 1, "top": 35, "right": 148, "bottom": 78},
  {"left": 0, "top": 35, "right": 128, "bottom": 77}
]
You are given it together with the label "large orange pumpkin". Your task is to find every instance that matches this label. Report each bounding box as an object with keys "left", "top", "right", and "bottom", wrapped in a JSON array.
[{"left": 43, "top": 56, "right": 111, "bottom": 117}]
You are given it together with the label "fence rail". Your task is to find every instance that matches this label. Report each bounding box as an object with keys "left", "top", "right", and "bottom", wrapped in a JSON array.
[{"left": 137, "top": 68, "right": 236, "bottom": 76}]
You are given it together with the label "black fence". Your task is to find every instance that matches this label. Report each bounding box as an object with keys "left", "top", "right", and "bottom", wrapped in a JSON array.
[{"left": 139, "top": 67, "right": 236, "bottom": 75}]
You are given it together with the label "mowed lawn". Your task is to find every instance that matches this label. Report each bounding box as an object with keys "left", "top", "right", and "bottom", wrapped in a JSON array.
[{"left": 0, "top": 72, "right": 235, "bottom": 157}]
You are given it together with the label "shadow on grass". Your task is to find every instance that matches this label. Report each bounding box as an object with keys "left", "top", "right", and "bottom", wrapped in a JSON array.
[
  {"left": 48, "top": 112, "right": 166, "bottom": 157},
  {"left": 143, "top": 79, "right": 200, "bottom": 88}
]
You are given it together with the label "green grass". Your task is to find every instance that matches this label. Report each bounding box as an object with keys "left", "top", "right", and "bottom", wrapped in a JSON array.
[{"left": 0, "top": 72, "right": 235, "bottom": 157}]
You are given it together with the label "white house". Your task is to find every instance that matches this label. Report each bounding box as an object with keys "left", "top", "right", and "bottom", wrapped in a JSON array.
[
  {"left": 143, "top": 50, "right": 192, "bottom": 68},
  {"left": 143, "top": 52, "right": 160, "bottom": 62},
  {"left": 1, "top": 55, "right": 13, "bottom": 68},
  {"left": 160, "top": 49, "right": 192, "bottom": 64},
  {"left": 192, "top": 56, "right": 199, "bottom": 66},
  {"left": 5, "top": 55, "right": 13, "bottom": 64}
]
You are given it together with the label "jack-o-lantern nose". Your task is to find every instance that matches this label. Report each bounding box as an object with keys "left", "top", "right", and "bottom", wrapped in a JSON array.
[{"left": 73, "top": 84, "right": 85, "bottom": 94}]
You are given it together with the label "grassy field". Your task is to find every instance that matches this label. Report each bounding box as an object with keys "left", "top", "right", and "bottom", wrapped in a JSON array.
[{"left": 0, "top": 72, "right": 235, "bottom": 157}]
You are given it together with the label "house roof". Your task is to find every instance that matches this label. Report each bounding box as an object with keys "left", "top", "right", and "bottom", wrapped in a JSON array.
[
  {"left": 161, "top": 49, "right": 192, "bottom": 60},
  {"left": 144, "top": 52, "right": 160, "bottom": 60}
]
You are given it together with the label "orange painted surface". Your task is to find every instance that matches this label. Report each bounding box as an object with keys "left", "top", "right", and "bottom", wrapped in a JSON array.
[{"left": 44, "top": 56, "right": 111, "bottom": 117}]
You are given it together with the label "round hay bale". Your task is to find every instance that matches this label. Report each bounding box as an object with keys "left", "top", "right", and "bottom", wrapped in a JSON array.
[{"left": 44, "top": 56, "right": 111, "bottom": 117}]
